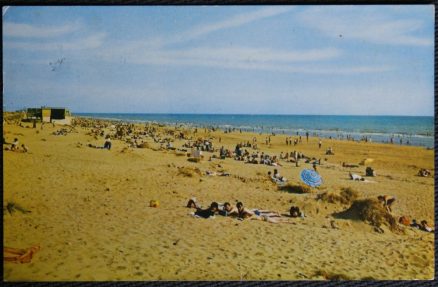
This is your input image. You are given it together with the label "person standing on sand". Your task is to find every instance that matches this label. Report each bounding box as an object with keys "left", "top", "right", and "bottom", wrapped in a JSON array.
[
  {"left": 318, "top": 140, "right": 322, "bottom": 149},
  {"left": 306, "top": 132, "right": 309, "bottom": 142},
  {"left": 377, "top": 195, "right": 396, "bottom": 213}
]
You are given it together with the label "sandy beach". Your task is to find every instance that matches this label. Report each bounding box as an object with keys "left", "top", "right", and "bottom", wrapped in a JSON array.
[{"left": 3, "top": 116, "right": 434, "bottom": 281}]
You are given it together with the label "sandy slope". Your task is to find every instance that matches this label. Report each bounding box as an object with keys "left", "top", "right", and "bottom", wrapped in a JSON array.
[{"left": 3, "top": 119, "right": 434, "bottom": 281}]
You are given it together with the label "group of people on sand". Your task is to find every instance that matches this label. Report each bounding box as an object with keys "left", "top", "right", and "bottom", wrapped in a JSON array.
[
  {"left": 348, "top": 167, "right": 376, "bottom": 181},
  {"left": 398, "top": 216, "right": 434, "bottom": 233},
  {"left": 4, "top": 138, "right": 29, "bottom": 153},
  {"left": 285, "top": 136, "right": 302, "bottom": 146},
  {"left": 377, "top": 195, "right": 434, "bottom": 233},
  {"left": 183, "top": 139, "right": 214, "bottom": 152},
  {"left": 186, "top": 199, "right": 304, "bottom": 224},
  {"left": 268, "top": 169, "right": 287, "bottom": 184}
]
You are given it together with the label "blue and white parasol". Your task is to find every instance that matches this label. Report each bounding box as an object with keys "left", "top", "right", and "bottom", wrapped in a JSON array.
[{"left": 300, "top": 169, "right": 323, "bottom": 187}]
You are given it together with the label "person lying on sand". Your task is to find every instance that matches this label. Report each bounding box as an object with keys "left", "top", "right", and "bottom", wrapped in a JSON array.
[
  {"left": 236, "top": 202, "right": 288, "bottom": 224},
  {"left": 343, "top": 162, "right": 359, "bottom": 168},
  {"left": 410, "top": 219, "right": 434, "bottom": 232},
  {"left": 219, "top": 202, "right": 239, "bottom": 217},
  {"left": 206, "top": 171, "right": 230, "bottom": 176},
  {"left": 420, "top": 220, "right": 434, "bottom": 232},
  {"left": 377, "top": 195, "right": 396, "bottom": 213},
  {"left": 236, "top": 202, "right": 254, "bottom": 219},
  {"left": 4, "top": 245, "right": 40, "bottom": 264},
  {"left": 191, "top": 202, "right": 219, "bottom": 219},
  {"left": 186, "top": 198, "right": 201, "bottom": 209},
  {"left": 349, "top": 172, "right": 365, "bottom": 181}
]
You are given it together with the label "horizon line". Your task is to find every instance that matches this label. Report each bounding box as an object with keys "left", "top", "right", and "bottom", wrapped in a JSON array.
[{"left": 71, "top": 112, "right": 434, "bottom": 118}]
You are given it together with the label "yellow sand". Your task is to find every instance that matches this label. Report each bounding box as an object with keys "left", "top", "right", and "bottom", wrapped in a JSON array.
[{"left": 3, "top": 117, "right": 434, "bottom": 281}]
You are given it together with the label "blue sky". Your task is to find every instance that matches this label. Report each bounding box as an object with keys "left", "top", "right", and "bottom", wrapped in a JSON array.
[{"left": 2, "top": 5, "right": 434, "bottom": 115}]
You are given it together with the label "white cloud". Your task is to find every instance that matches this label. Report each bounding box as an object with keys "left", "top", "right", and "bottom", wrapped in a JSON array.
[
  {"left": 150, "top": 6, "right": 294, "bottom": 47},
  {"left": 100, "top": 44, "right": 389, "bottom": 75},
  {"left": 3, "top": 21, "right": 80, "bottom": 38},
  {"left": 4, "top": 32, "right": 106, "bottom": 51},
  {"left": 297, "top": 7, "right": 433, "bottom": 46}
]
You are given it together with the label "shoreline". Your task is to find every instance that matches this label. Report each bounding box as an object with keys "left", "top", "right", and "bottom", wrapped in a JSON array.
[{"left": 73, "top": 114, "right": 434, "bottom": 149}]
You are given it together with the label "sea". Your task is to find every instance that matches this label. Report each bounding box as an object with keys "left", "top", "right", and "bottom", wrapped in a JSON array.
[{"left": 75, "top": 113, "right": 434, "bottom": 148}]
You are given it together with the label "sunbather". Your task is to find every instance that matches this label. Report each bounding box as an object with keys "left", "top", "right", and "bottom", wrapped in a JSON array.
[
  {"left": 4, "top": 245, "right": 40, "bottom": 264},
  {"left": 219, "top": 202, "right": 239, "bottom": 217},
  {"left": 193, "top": 202, "right": 219, "bottom": 219},
  {"left": 236, "top": 202, "right": 288, "bottom": 223},
  {"left": 186, "top": 198, "right": 201, "bottom": 209},
  {"left": 342, "top": 162, "right": 359, "bottom": 168},
  {"left": 236, "top": 202, "right": 254, "bottom": 219},
  {"left": 349, "top": 172, "right": 365, "bottom": 181},
  {"left": 420, "top": 220, "right": 434, "bottom": 232}
]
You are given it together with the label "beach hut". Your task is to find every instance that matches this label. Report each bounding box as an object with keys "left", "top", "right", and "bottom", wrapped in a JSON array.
[
  {"left": 42, "top": 107, "right": 51, "bottom": 122},
  {"left": 26, "top": 107, "right": 72, "bottom": 124}
]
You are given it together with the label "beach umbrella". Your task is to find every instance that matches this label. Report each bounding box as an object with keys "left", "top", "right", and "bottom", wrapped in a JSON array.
[{"left": 300, "top": 169, "right": 322, "bottom": 187}]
